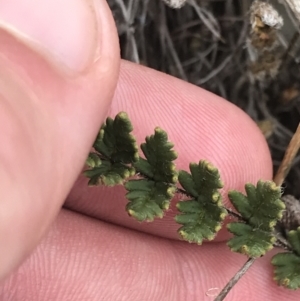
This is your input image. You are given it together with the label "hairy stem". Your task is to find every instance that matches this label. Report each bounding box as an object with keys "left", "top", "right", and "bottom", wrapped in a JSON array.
[
  {"left": 225, "top": 208, "right": 243, "bottom": 220},
  {"left": 214, "top": 257, "right": 256, "bottom": 301},
  {"left": 273, "top": 232, "right": 292, "bottom": 250}
]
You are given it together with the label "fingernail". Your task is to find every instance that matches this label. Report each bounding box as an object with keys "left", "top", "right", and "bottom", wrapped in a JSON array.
[{"left": 0, "top": 0, "right": 100, "bottom": 74}]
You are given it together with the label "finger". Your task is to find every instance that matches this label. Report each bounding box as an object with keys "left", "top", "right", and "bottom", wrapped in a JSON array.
[
  {"left": 66, "top": 60, "right": 272, "bottom": 240},
  {"left": 0, "top": 0, "right": 119, "bottom": 280},
  {"left": 0, "top": 210, "right": 298, "bottom": 301}
]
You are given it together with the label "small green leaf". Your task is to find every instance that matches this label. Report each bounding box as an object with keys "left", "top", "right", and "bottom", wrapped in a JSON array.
[
  {"left": 272, "top": 227, "right": 300, "bottom": 289},
  {"left": 176, "top": 160, "right": 226, "bottom": 244},
  {"left": 176, "top": 199, "right": 227, "bottom": 244},
  {"left": 125, "top": 127, "right": 178, "bottom": 221},
  {"left": 272, "top": 253, "right": 300, "bottom": 290},
  {"left": 229, "top": 181, "right": 284, "bottom": 230},
  {"left": 178, "top": 161, "right": 223, "bottom": 198},
  {"left": 93, "top": 112, "right": 139, "bottom": 164},
  {"left": 86, "top": 153, "right": 102, "bottom": 168},
  {"left": 125, "top": 179, "right": 176, "bottom": 221},
  {"left": 227, "top": 223, "right": 275, "bottom": 257},
  {"left": 85, "top": 112, "right": 139, "bottom": 186},
  {"left": 134, "top": 127, "right": 178, "bottom": 183},
  {"left": 287, "top": 228, "right": 300, "bottom": 256},
  {"left": 227, "top": 180, "right": 284, "bottom": 257},
  {"left": 84, "top": 161, "right": 135, "bottom": 186}
]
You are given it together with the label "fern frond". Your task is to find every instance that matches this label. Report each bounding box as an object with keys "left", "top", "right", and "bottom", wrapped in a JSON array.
[
  {"left": 125, "top": 179, "right": 176, "bottom": 221},
  {"left": 272, "top": 227, "right": 300, "bottom": 289},
  {"left": 125, "top": 127, "right": 178, "bottom": 221},
  {"left": 176, "top": 160, "right": 226, "bottom": 244},
  {"left": 85, "top": 112, "right": 139, "bottom": 186},
  {"left": 227, "top": 180, "right": 284, "bottom": 257},
  {"left": 134, "top": 127, "right": 178, "bottom": 183}
]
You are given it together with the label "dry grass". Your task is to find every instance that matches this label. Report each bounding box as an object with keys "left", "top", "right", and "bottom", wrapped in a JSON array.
[{"left": 108, "top": 0, "right": 300, "bottom": 198}]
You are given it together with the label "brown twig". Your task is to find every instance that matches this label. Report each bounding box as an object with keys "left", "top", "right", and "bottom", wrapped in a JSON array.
[
  {"left": 272, "top": 126, "right": 300, "bottom": 250},
  {"left": 273, "top": 123, "right": 300, "bottom": 186},
  {"left": 214, "top": 257, "right": 256, "bottom": 301}
]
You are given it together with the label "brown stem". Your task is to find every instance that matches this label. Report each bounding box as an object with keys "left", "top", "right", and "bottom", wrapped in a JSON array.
[
  {"left": 273, "top": 123, "right": 300, "bottom": 186},
  {"left": 214, "top": 257, "right": 256, "bottom": 301}
]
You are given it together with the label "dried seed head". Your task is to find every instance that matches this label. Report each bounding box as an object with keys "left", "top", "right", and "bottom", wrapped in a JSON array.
[
  {"left": 281, "top": 195, "right": 300, "bottom": 232},
  {"left": 248, "top": 1, "right": 283, "bottom": 79},
  {"left": 250, "top": 1, "right": 283, "bottom": 30},
  {"left": 249, "top": 51, "right": 281, "bottom": 79},
  {"left": 249, "top": 1, "right": 283, "bottom": 51},
  {"left": 162, "top": 0, "right": 187, "bottom": 9},
  {"left": 251, "top": 28, "right": 279, "bottom": 50}
]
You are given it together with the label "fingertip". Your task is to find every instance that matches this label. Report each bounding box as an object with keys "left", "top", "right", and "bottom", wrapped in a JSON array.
[
  {"left": 0, "top": 0, "right": 120, "bottom": 280},
  {"left": 111, "top": 61, "right": 273, "bottom": 193},
  {"left": 66, "top": 61, "right": 272, "bottom": 242}
]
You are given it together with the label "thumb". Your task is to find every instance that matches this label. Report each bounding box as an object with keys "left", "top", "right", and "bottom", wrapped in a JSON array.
[{"left": 0, "top": 0, "right": 119, "bottom": 279}]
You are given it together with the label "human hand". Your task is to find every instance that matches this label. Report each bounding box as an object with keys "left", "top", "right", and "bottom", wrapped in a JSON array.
[{"left": 0, "top": 1, "right": 299, "bottom": 300}]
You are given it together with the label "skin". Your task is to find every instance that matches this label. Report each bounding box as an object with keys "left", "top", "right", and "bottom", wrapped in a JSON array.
[{"left": 0, "top": 1, "right": 299, "bottom": 300}]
